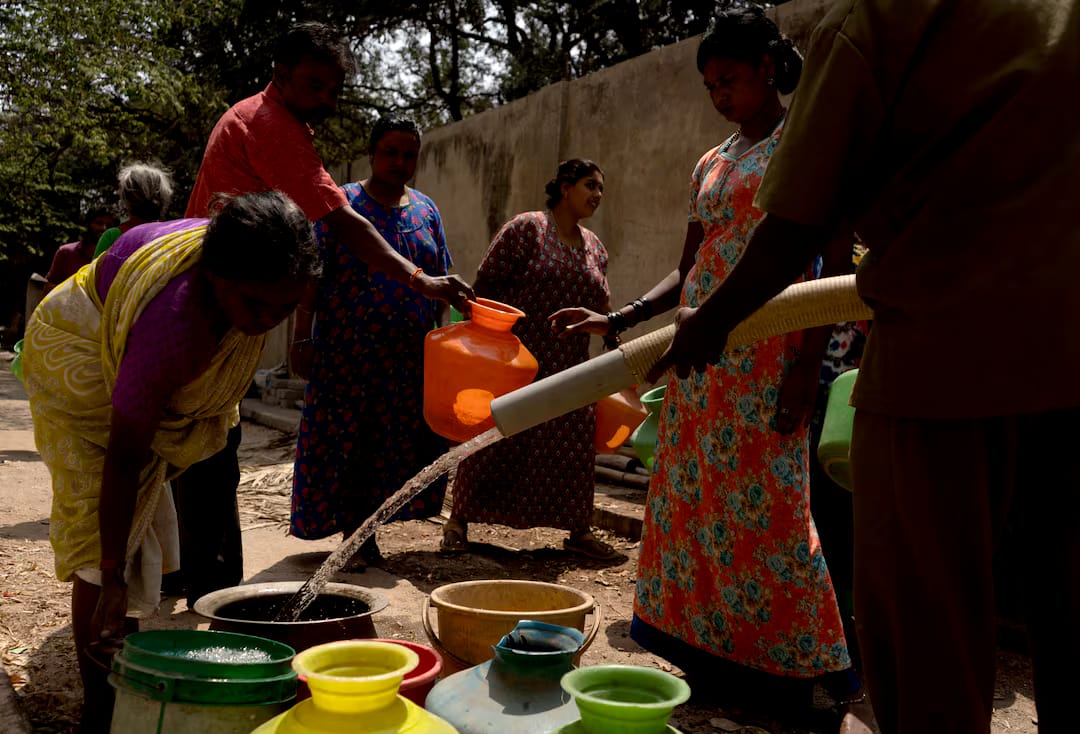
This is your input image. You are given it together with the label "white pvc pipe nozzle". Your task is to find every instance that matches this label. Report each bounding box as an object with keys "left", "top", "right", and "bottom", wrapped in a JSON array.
[{"left": 490, "top": 349, "right": 633, "bottom": 438}]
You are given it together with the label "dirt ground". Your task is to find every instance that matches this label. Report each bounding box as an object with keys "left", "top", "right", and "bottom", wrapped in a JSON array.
[{"left": 0, "top": 356, "right": 1040, "bottom": 733}]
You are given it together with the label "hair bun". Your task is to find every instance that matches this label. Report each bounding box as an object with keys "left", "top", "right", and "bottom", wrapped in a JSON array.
[
  {"left": 770, "top": 36, "right": 803, "bottom": 94},
  {"left": 777, "top": 37, "right": 800, "bottom": 57},
  {"left": 544, "top": 159, "right": 604, "bottom": 209}
]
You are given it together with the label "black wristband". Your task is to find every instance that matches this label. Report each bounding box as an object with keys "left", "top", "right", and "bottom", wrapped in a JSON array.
[
  {"left": 637, "top": 296, "right": 654, "bottom": 320},
  {"left": 606, "top": 310, "right": 628, "bottom": 334},
  {"left": 627, "top": 297, "right": 652, "bottom": 327}
]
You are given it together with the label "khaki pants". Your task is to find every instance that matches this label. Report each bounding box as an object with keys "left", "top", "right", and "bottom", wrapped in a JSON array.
[{"left": 851, "top": 408, "right": 1080, "bottom": 734}]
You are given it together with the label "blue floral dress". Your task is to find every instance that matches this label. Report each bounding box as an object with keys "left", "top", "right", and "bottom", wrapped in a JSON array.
[
  {"left": 634, "top": 122, "right": 851, "bottom": 678},
  {"left": 291, "top": 184, "right": 452, "bottom": 539}
]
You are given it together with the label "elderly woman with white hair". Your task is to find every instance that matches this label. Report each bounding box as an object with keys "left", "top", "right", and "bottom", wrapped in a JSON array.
[{"left": 94, "top": 161, "right": 175, "bottom": 258}]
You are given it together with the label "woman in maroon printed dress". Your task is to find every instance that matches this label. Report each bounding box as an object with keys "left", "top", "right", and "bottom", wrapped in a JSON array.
[{"left": 443, "top": 159, "right": 619, "bottom": 560}]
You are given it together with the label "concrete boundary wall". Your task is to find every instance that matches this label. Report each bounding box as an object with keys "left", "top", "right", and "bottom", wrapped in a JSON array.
[{"left": 418, "top": 0, "right": 828, "bottom": 337}]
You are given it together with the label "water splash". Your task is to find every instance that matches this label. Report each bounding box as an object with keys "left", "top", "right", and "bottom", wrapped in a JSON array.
[
  {"left": 274, "top": 427, "right": 503, "bottom": 622},
  {"left": 182, "top": 646, "right": 275, "bottom": 664}
]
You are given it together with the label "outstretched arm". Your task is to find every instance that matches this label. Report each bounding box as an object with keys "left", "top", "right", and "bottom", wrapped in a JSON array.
[
  {"left": 94, "top": 409, "right": 155, "bottom": 649},
  {"left": 774, "top": 227, "right": 855, "bottom": 434},
  {"left": 323, "top": 206, "right": 475, "bottom": 310},
  {"left": 550, "top": 221, "right": 705, "bottom": 337}
]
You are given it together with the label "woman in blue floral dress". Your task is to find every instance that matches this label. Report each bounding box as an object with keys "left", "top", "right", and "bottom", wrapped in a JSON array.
[{"left": 290, "top": 117, "right": 453, "bottom": 567}]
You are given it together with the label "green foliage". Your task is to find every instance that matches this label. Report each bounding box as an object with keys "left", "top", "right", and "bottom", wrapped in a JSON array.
[
  {"left": 0, "top": 0, "right": 781, "bottom": 268},
  {"left": 0, "top": 0, "right": 219, "bottom": 262},
  {"left": 499, "top": 1, "right": 725, "bottom": 99}
]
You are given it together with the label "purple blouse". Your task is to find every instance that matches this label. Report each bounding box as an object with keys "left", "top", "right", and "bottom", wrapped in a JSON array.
[{"left": 96, "top": 219, "right": 223, "bottom": 426}]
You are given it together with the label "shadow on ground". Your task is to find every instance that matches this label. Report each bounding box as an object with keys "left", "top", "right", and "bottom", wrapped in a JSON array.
[
  {"left": 0, "top": 451, "right": 39, "bottom": 463},
  {"left": 603, "top": 617, "right": 644, "bottom": 652},
  {"left": 245, "top": 538, "right": 625, "bottom": 599},
  {"left": 13, "top": 625, "right": 80, "bottom": 734},
  {"left": 0, "top": 519, "right": 50, "bottom": 542}
]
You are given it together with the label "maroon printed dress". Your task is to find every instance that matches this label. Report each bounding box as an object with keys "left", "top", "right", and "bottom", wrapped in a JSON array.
[{"left": 451, "top": 211, "right": 610, "bottom": 530}]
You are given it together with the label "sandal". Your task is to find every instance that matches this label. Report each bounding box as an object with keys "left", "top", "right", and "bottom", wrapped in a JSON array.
[
  {"left": 837, "top": 693, "right": 876, "bottom": 734},
  {"left": 564, "top": 531, "right": 620, "bottom": 560},
  {"left": 440, "top": 520, "right": 469, "bottom": 553}
]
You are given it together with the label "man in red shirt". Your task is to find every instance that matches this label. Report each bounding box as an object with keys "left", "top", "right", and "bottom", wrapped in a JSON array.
[
  {"left": 186, "top": 23, "right": 470, "bottom": 306},
  {"left": 44, "top": 208, "right": 117, "bottom": 294},
  {"left": 172, "top": 23, "right": 473, "bottom": 607}
]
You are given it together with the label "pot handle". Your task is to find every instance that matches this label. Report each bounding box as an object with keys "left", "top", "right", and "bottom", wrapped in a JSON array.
[
  {"left": 421, "top": 594, "right": 475, "bottom": 671},
  {"left": 85, "top": 642, "right": 171, "bottom": 697},
  {"left": 580, "top": 602, "right": 602, "bottom": 654}
]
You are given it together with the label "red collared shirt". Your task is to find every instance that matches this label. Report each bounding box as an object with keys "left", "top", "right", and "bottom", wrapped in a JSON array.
[{"left": 185, "top": 83, "right": 348, "bottom": 221}]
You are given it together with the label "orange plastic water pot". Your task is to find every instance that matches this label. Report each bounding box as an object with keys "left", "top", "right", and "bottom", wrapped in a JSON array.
[
  {"left": 594, "top": 391, "right": 647, "bottom": 454},
  {"left": 424, "top": 298, "right": 539, "bottom": 442}
]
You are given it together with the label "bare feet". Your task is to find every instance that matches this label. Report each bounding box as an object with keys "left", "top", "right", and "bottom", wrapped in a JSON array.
[
  {"left": 564, "top": 530, "right": 620, "bottom": 560},
  {"left": 440, "top": 519, "right": 468, "bottom": 553}
]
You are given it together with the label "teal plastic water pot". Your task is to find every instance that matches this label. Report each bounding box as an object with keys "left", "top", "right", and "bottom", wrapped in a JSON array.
[
  {"left": 817, "top": 369, "right": 858, "bottom": 492},
  {"left": 108, "top": 629, "right": 297, "bottom": 734},
  {"left": 425, "top": 620, "right": 585, "bottom": 734}
]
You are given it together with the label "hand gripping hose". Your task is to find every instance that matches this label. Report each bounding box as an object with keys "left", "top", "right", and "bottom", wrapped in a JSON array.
[{"left": 490, "top": 274, "right": 873, "bottom": 438}]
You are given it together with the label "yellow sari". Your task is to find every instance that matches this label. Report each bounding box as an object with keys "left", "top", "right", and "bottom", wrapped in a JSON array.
[{"left": 22, "top": 225, "right": 265, "bottom": 589}]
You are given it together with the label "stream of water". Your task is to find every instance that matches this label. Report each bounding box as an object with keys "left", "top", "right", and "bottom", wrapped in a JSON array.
[{"left": 274, "top": 426, "right": 504, "bottom": 622}]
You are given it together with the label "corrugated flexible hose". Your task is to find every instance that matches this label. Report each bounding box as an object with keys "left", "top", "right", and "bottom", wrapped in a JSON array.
[{"left": 490, "top": 274, "right": 873, "bottom": 438}]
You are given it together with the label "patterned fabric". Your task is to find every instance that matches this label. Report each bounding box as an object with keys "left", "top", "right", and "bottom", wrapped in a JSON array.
[
  {"left": 634, "top": 122, "right": 852, "bottom": 678},
  {"left": 813, "top": 242, "right": 870, "bottom": 423},
  {"left": 96, "top": 219, "right": 221, "bottom": 426},
  {"left": 22, "top": 224, "right": 265, "bottom": 584},
  {"left": 452, "top": 211, "right": 610, "bottom": 531},
  {"left": 186, "top": 83, "right": 348, "bottom": 222},
  {"left": 290, "top": 184, "right": 452, "bottom": 539},
  {"left": 819, "top": 321, "right": 868, "bottom": 387}
]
